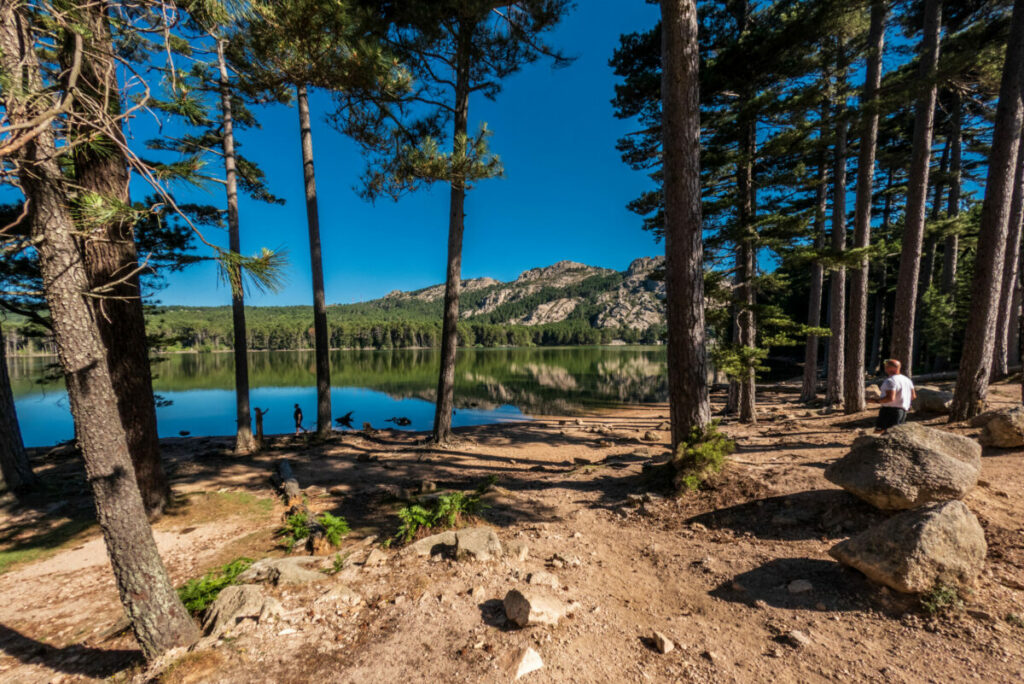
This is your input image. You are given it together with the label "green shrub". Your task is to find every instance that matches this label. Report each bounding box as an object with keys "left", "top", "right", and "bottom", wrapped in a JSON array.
[
  {"left": 1004, "top": 612, "right": 1023, "bottom": 628},
  {"left": 673, "top": 421, "right": 735, "bottom": 492},
  {"left": 921, "top": 583, "right": 963, "bottom": 616},
  {"left": 178, "top": 557, "right": 253, "bottom": 615}
]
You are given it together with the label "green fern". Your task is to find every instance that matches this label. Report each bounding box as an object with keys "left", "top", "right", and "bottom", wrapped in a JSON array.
[
  {"left": 318, "top": 512, "right": 351, "bottom": 546},
  {"left": 177, "top": 557, "right": 253, "bottom": 615},
  {"left": 391, "top": 480, "right": 490, "bottom": 545}
]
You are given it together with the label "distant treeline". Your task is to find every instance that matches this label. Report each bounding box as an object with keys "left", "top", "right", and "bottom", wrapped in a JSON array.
[{"left": 3, "top": 303, "right": 664, "bottom": 354}]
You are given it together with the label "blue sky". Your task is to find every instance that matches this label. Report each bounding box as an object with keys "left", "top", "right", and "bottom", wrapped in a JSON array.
[{"left": 142, "top": 0, "right": 663, "bottom": 307}]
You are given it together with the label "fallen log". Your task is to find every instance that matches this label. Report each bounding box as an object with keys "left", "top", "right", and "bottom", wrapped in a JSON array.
[{"left": 276, "top": 458, "right": 302, "bottom": 507}]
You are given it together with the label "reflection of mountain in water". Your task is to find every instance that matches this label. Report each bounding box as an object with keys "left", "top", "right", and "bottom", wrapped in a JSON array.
[{"left": 11, "top": 347, "right": 668, "bottom": 416}]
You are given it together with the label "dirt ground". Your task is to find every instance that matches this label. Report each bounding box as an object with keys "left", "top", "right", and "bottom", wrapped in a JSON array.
[{"left": 1, "top": 380, "right": 1022, "bottom": 683}]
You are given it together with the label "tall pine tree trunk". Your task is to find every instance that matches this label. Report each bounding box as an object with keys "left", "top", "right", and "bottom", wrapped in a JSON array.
[
  {"left": 826, "top": 114, "right": 848, "bottom": 406},
  {"left": 433, "top": 25, "right": 471, "bottom": 443},
  {"left": 737, "top": 119, "right": 757, "bottom": 424},
  {"left": 297, "top": 84, "right": 332, "bottom": 438},
  {"left": 943, "top": 91, "right": 962, "bottom": 294},
  {"left": 0, "top": 324, "right": 37, "bottom": 496},
  {"left": 660, "top": 0, "right": 709, "bottom": 450},
  {"left": 801, "top": 156, "right": 828, "bottom": 403},
  {"left": 950, "top": 0, "right": 1024, "bottom": 421},
  {"left": 891, "top": 0, "right": 942, "bottom": 376},
  {"left": 993, "top": 130, "right": 1024, "bottom": 379},
  {"left": 217, "top": 40, "right": 256, "bottom": 454},
  {"left": 67, "top": 0, "right": 168, "bottom": 515},
  {"left": 844, "top": 0, "right": 886, "bottom": 414},
  {"left": 0, "top": 6, "right": 198, "bottom": 656}
]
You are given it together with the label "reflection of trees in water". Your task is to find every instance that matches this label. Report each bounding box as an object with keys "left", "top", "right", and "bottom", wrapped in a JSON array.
[
  {"left": 509, "top": 363, "right": 579, "bottom": 391},
  {"left": 594, "top": 356, "right": 667, "bottom": 403},
  {"left": 12, "top": 347, "right": 668, "bottom": 413}
]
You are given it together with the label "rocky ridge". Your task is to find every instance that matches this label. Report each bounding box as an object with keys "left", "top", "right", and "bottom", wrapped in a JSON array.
[{"left": 380, "top": 258, "right": 666, "bottom": 331}]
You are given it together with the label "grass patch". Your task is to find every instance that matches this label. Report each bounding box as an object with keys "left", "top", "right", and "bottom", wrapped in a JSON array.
[
  {"left": 0, "top": 516, "right": 96, "bottom": 575},
  {"left": 165, "top": 491, "right": 274, "bottom": 524},
  {"left": 279, "top": 511, "right": 350, "bottom": 552},
  {"left": 177, "top": 557, "right": 254, "bottom": 615}
]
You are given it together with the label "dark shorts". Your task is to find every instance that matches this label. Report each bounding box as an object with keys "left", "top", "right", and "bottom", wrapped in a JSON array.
[{"left": 876, "top": 406, "right": 907, "bottom": 430}]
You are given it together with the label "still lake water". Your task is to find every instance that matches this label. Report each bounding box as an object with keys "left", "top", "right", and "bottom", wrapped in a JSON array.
[{"left": 9, "top": 347, "right": 667, "bottom": 447}]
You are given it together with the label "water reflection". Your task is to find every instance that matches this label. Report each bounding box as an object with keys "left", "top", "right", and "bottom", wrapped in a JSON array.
[{"left": 10, "top": 347, "right": 667, "bottom": 446}]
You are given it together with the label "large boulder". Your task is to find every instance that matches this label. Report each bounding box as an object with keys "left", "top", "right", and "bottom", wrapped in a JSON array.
[
  {"left": 912, "top": 386, "right": 954, "bottom": 414},
  {"left": 829, "top": 501, "right": 986, "bottom": 594},
  {"left": 824, "top": 423, "right": 981, "bottom": 510},
  {"left": 979, "top": 406, "right": 1024, "bottom": 448}
]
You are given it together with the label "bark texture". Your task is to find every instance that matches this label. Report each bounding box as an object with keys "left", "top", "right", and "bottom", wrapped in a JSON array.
[
  {"left": 736, "top": 119, "right": 757, "bottom": 425},
  {"left": 217, "top": 40, "right": 256, "bottom": 455},
  {"left": 0, "top": 324, "right": 37, "bottom": 495},
  {"left": 826, "top": 115, "right": 848, "bottom": 406},
  {"left": 950, "top": 0, "right": 1024, "bottom": 420},
  {"left": 890, "top": 0, "right": 942, "bottom": 375},
  {"left": 844, "top": 0, "right": 886, "bottom": 413},
  {"left": 297, "top": 85, "right": 332, "bottom": 437},
  {"left": 69, "top": 1, "right": 168, "bottom": 515},
  {"left": 801, "top": 158, "right": 828, "bottom": 403},
  {"left": 0, "top": 4, "right": 199, "bottom": 656},
  {"left": 433, "top": 25, "right": 471, "bottom": 443},
  {"left": 660, "top": 0, "right": 710, "bottom": 450},
  {"left": 993, "top": 131, "right": 1024, "bottom": 379}
]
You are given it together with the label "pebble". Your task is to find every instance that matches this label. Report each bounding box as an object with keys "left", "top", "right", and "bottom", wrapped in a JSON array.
[
  {"left": 788, "top": 579, "right": 813, "bottom": 594},
  {"left": 652, "top": 631, "right": 675, "bottom": 654},
  {"left": 783, "top": 630, "right": 812, "bottom": 648}
]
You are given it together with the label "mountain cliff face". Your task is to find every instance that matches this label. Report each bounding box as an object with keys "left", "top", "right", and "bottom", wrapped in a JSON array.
[{"left": 378, "top": 258, "right": 666, "bottom": 331}]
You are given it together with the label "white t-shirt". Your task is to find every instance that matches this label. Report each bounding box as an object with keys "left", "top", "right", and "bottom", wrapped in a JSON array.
[{"left": 879, "top": 374, "right": 914, "bottom": 410}]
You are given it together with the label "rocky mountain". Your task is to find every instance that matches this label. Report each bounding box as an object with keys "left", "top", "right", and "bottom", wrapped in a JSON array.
[{"left": 379, "top": 258, "right": 666, "bottom": 330}]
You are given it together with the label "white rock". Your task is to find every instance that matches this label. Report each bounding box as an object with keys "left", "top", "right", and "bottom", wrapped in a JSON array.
[
  {"left": 503, "top": 588, "right": 568, "bottom": 628},
  {"left": 503, "top": 646, "right": 544, "bottom": 679}
]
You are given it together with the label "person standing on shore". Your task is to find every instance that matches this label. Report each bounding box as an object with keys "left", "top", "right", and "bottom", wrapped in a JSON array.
[
  {"left": 293, "top": 404, "right": 305, "bottom": 435},
  {"left": 867, "top": 359, "right": 916, "bottom": 433}
]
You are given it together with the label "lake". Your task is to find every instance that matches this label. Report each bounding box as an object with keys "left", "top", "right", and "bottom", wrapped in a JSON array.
[{"left": 8, "top": 347, "right": 668, "bottom": 447}]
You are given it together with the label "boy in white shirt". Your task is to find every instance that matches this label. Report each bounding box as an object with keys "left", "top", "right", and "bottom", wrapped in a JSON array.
[{"left": 867, "top": 359, "right": 916, "bottom": 433}]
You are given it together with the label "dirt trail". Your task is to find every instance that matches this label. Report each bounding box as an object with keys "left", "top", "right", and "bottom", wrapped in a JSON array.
[{"left": 1, "top": 383, "right": 1022, "bottom": 683}]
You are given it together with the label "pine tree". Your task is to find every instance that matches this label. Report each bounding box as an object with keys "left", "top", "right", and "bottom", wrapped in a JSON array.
[{"left": 951, "top": 0, "right": 1024, "bottom": 420}]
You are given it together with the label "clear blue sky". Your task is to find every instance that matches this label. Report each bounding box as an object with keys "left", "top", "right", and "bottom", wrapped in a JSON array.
[{"left": 141, "top": 0, "right": 663, "bottom": 307}]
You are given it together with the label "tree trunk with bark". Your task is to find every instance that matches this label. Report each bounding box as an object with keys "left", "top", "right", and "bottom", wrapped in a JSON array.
[
  {"left": 0, "top": 5, "right": 199, "bottom": 657},
  {"left": 736, "top": 118, "right": 757, "bottom": 424},
  {"left": 993, "top": 131, "right": 1024, "bottom": 379},
  {"left": 217, "top": 40, "right": 257, "bottom": 455},
  {"left": 943, "top": 91, "right": 962, "bottom": 294},
  {"left": 950, "top": 0, "right": 1024, "bottom": 420},
  {"left": 296, "top": 84, "right": 332, "bottom": 438},
  {"left": 433, "top": 25, "right": 471, "bottom": 443},
  {"left": 890, "top": 0, "right": 942, "bottom": 375},
  {"left": 0, "top": 324, "right": 38, "bottom": 496},
  {"left": 827, "top": 114, "right": 848, "bottom": 406},
  {"left": 844, "top": 0, "right": 886, "bottom": 414},
  {"left": 661, "top": 0, "right": 710, "bottom": 449},
  {"left": 801, "top": 156, "right": 828, "bottom": 403},
  {"left": 67, "top": 1, "right": 168, "bottom": 515}
]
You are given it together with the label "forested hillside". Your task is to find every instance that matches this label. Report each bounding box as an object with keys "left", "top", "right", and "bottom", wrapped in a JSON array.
[{"left": 3, "top": 258, "right": 668, "bottom": 354}]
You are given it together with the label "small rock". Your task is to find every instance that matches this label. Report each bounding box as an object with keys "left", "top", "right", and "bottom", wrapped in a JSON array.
[
  {"left": 527, "top": 571, "right": 561, "bottom": 589},
  {"left": 783, "top": 630, "right": 812, "bottom": 648},
  {"left": 502, "top": 646, "right": 544, "bottom": 680},
  {"left": 503, "top": 588, "right": 568, "bottom": 628},
  {"left": 239, "top": 557, "right": 326, "bottom": 586},
  {"left": 363, "top": 549, "right": 387, "bottom": 566},
  {"left": 657, "top": 422, "right": 670, "bottom": 430},
  {"left": 506, "top": 540, "right": 529, "bottom": 561},
  {"left": 702, "top": 650, "right": 720, "bottom": 664},
  {"left": 419, "top": 480, "right": 437, "bottom": 493},
  {"left": 652, "top": 631, "right": 675, "bottom": 654},
  {"left": 406, "top": 531, "right": 458, "bottom": 557},
  {"left": 643, "top": 431, "right": 660, "bottom": 442},
  {"left": 979, "top": 407, "right": 1024, "bottom": 447},
  {"left": 788, "top": 580, "right": 813, "bottom": 594},
  {"left": 455, "top": 527, "right": 503, "bottom": 562}
]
